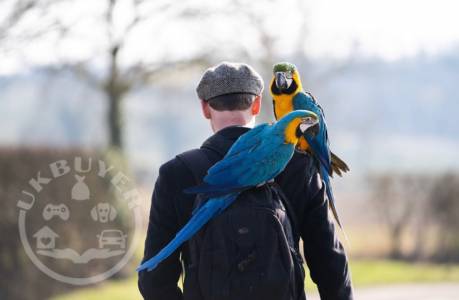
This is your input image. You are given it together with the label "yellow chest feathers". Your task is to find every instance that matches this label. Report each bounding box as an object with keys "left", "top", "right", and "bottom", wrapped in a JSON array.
[{"left": 273, "top": 94, "right": 295, "bottom": 120}]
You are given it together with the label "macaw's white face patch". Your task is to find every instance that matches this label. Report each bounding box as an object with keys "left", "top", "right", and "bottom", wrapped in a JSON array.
[
  {"left": 299, "top": 123, "right": 309, "bottom": 133},
  {"left": 299, "top": 117, "right": 318, "bottom": 133}
]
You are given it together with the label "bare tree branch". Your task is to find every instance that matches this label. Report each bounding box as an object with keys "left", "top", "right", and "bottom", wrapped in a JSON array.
[{"left": 0, "top": 0, "right": 36, "bottom": 40}]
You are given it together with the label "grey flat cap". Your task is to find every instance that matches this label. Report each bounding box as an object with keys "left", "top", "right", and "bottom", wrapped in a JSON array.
[{"left": 196, "top": 62, "right": 264, "bottom": 101}]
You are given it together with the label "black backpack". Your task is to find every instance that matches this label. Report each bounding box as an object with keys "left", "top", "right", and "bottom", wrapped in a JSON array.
[{"left": 177, "top": 143, "right": 305, "bottom": 300}]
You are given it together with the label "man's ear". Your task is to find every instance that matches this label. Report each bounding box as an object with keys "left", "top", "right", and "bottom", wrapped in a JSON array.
[
  {"left": 201, "top": 100, "right": 211, "bottom": 119},
  {"left": 251, "top": 95, "right": 261, "bottom": 115}
]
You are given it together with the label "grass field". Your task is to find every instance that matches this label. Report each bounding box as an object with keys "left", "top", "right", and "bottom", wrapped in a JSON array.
[{"left": 51, "top": 259, "right": 459, "bottom": 300}]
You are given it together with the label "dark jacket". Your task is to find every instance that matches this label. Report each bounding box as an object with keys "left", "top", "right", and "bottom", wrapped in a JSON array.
[{"left": 138, "top": 126, "right": 353, "bottom": 300}]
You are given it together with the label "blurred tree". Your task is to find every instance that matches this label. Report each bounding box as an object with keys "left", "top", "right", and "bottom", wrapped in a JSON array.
[
  {"left": 0, "top": 0, "right": 329, "bottom": 149},
  {"left": 59, "top": 0, "right": 211, "bottom": 150},
  {"left": 369, "top": 173, "right": 430, "bottom": 259},
  {"left": 369, "top": 174, "right": 409, "bottom": 258},
  {"left": 91, "top": 0, "right": 209, "bottom": 149},
  {"left": 0, "top": 0, "right": 36, "bottom": 42},
  {"left": 428, "top": 172, "right": 459, "bottom": 262},
  {"left": 0, "top": 0, "right": 68, "bottom": 54},
  {"left": 0, "top": 0, "right": 212, "bottom": 150}
]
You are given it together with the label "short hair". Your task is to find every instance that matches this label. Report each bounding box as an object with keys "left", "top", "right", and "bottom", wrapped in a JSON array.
[{"left": 207, "top": 93, "right": 256, "bottom": 111}]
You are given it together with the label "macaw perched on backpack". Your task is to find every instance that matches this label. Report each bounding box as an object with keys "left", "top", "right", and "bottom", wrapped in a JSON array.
[
  {"left": 270, "top": 62, "right": 350, "bottom": 228},
  {"left": 137, "top": 109, "right": 319, "bottom": 272}
]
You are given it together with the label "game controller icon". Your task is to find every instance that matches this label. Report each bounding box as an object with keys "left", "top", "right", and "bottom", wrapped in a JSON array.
[{"left": 43, "top": 204, "right": 70, "bottom": 221}]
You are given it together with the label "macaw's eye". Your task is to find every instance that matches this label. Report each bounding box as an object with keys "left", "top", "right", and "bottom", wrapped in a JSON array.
[
  {"left": 303, "top": 117, "right": 314, "bottom": 124},
  {"left": 285, "top": 71, "right": 293, "bottom": 79}
]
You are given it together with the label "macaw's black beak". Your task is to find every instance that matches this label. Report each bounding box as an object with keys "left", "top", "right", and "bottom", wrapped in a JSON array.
[{"left": 275, "top": 72, "right": 288, "bottom": 90}]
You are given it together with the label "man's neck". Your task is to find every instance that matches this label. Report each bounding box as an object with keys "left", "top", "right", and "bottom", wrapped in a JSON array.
[{"left": 211, "top": 116, "right": 255, "bottom": 133}]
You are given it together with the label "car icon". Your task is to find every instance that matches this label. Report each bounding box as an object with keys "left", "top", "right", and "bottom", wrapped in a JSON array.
[{"left": 97, "top": 230, "right": 127, "bottom": 249}]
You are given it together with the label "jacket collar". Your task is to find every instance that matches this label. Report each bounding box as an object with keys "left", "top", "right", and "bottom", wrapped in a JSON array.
[
  {"left": 201, "top": 126, "right": 251, "bottom": 156},
  {"left": 215, "top": 126, "right": 251, "bottom": 140}
]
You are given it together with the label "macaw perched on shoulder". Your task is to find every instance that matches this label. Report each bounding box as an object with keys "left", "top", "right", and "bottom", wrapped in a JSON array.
[
  {"left": 270, "top": 62, "right": 350, "bottom": 228},
  {"left": 137, "top": 110, "right": 319, "bottom": 272}
]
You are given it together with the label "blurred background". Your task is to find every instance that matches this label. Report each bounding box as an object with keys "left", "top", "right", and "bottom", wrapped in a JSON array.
[{"left": 1, "top": 0, "right": 458, "bottom": 299}]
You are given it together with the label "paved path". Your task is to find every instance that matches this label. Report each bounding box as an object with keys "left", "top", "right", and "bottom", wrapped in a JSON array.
[{"left": 307, "top": 283, "right": 459, "bottom": 300}]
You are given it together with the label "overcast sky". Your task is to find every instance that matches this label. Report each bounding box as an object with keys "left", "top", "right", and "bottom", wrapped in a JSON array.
[
  {"left": 1, "top": 0, "right": 459, "bottom": 74},
  {"left": 306, "top": 0, "right": 459, "bottom": 60}
]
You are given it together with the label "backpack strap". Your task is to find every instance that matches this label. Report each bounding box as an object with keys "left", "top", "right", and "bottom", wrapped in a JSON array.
[
  {"left": 201, "top": 133, "right": 233, "bottom": 158},
  {"left": 176, "top": 149, "right": 212, "bottom": 185},
  {"left": 270, "top": 182, "right": 301, "bottom": 245},
  {"left": 176, "top": 149, "right": 214, "bottom": 272}
]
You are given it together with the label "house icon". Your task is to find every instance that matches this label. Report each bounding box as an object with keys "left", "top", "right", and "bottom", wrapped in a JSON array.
[{"left": 33, "top": 226, "right": 59, "bottom": 249}]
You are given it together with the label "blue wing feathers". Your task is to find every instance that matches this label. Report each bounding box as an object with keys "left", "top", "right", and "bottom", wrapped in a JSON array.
[
  {"left": 304, "top": 135, "right": 331, "bottom": 174},
  {"left": 294, "top": 92, "right": 344, "bottom": 228},
  {"left": 187, "top": 124, "right": 277, "bottom": 194},
  {"left": 292, "top": 92, "right": 315, "bottom": 111},
  {"left": 294, "top": 92, "right": 332, "bottom": 169},
  {"left": 225, "top": 123, "right": 269, "bottom": 156}
]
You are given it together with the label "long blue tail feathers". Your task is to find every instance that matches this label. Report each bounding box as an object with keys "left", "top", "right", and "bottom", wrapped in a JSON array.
[
  {"left": 320, "top": 165, "right": 344, "bottom": 230},
  {"left": 137, "top": 193, "right": 237, "bottom": 272}
]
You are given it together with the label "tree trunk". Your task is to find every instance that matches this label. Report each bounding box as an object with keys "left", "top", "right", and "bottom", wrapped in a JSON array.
[
  {"left": 106, "top": 44, "right": 124, "bottom": 150},
  {"left": 389, "top": 224, "right": 403, "bottom": 259},
  {"left": 108, "top": 95, "right": 122, "bottom": 149}
]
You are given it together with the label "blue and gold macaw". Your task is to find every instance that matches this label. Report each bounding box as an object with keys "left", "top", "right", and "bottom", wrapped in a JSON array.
[
  {"left": 137, "top": 110, "right": 319, "bottom": 272},
  {"left": 270, "top": 62, "right": 350, "bottom": 228}
]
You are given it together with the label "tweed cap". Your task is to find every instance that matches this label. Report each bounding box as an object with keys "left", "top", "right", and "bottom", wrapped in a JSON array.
[{"left": 196, "top": 62, "right": 264, "bottom": 101}]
